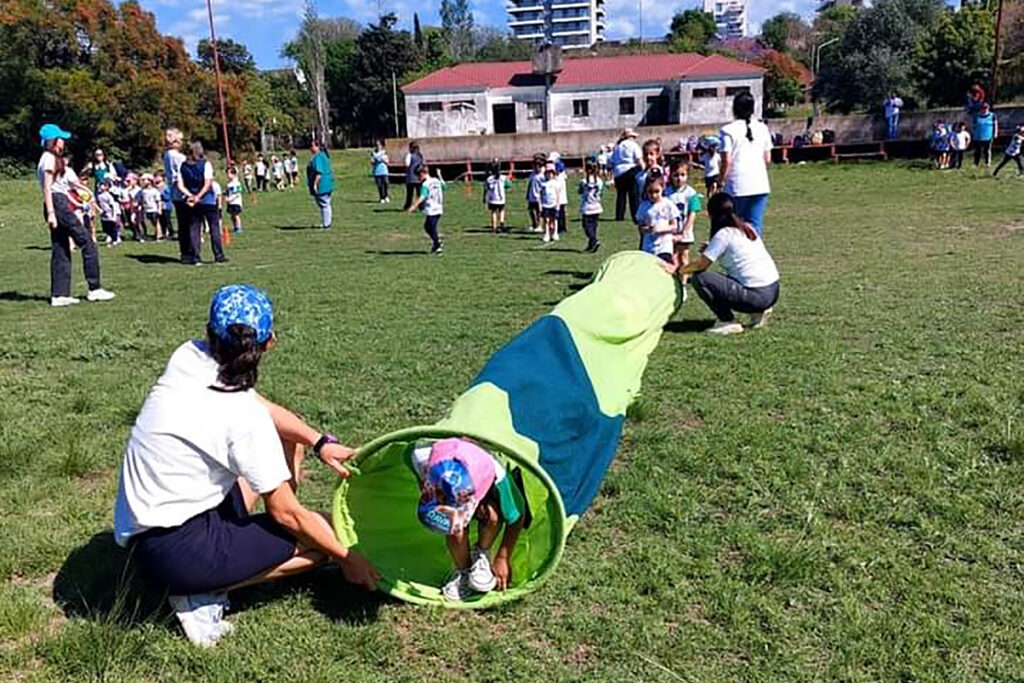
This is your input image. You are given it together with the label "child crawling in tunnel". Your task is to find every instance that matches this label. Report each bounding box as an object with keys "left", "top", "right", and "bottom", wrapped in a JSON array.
[{"left": 413, "top": 438, "right": 528, "bottom": 602}]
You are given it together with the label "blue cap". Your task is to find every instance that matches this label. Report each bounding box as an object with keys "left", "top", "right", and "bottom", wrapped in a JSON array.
[
  {"left": 208, "top": 285, "right": 274, "bottom": 344},
  {"left": 39, "top": 124, "right": 71, "bottom": 147},
  {"left": 416, "top": 459, "right": 476, "bottom": 535}
]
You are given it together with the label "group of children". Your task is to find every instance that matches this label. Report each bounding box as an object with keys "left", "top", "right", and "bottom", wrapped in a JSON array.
[
  {"left": 930, "top": 122, "right": 972, "bottom": 170},
  {"left": 242, "top": 152, "right": 299, "bottom": 193},
  {"left": 94, "top": 171, "right": 172, "bottom": 245}
]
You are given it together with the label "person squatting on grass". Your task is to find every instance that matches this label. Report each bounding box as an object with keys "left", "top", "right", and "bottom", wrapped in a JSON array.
[
  {"left": 483, "top": 159, "right": 512, "bottom": 234},
  {"left": 177, "top": 141, "right": 227, "bottom": 265},
  {"left": 406, "top": 163, "right": 446, "bottom": 255},
  {"left": 412, "top": 438, "right": 527, "bottom": 602},
  {"left": 113, "top": 285, "right": 380, "bottom": 648},
  {"left": 306, "top": 138, "right": 335, "bottom": 230},
  {"left": 719, "top": 92, "right": 773, "bottom": 238},
  {"left": 36, "top": 123, "right": 115, "bottom": 307},
  {"left": 993, "top": 124, "right": 1024, "bottom": 178},
  {"left": 578, "top": 158, "right": 604, "bottom": 253},
  {"left": 680, "top": 192, "right": 780, "bottom": 336}
]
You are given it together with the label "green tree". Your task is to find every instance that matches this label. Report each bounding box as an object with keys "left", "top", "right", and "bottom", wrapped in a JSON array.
[
  {"left": 760, "top": 12, "right": 810, "bottom": 54},
  {"left": 666, "top": 10, "right": 716, "bottom": 54},
  {"left": 472, "top": 26, "right": 532, "bottom": 62},
  {"left": 440, "top": 0, "right": 474, "bottom": 60},
  {"left": 197, "top": 38, "right": 255, "bottom": 75},
  {"left": 346, "top": 13, "right": 414, "bottom": 142},
  {"left": 914, "top": 6, "right": 993, "bottom": 106}
]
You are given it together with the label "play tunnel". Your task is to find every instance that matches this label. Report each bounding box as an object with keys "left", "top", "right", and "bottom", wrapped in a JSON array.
[{"left": 333, "top": 252, "right": 682, "bottom": 608}]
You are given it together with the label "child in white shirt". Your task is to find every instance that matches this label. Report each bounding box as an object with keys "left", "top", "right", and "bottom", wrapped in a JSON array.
[
  {"left": 483, "top": 160, "right": 512, "bottom": 234},
  {"left": 578, "top": 158, "right": 603, "bottom": 253},
  {"left": 635, "top": 177, "right": 680, "bottom": 267},
  {"left": 665, "top": 160, "right": 703, "bottom": 297},
  {"left": 272, "top": 156, "right": 285, "bottom": 190},
  {"left": 700, "top": 137, "right": 722, "bottom": 195},
  {"left": 540, "top": 164, "right": 560, "bottom": 244},
  {"left": 406, "top": 164, "right": 446, "bottom": 255},
  {"left": 97, "top": 180, "right": 121, "bottom": 246},
  {"left": 226, "top": 167, "right": 244, "bottom": 233},
  {"left": 140, "top": 175, "right": 163, "bottom": 240}
]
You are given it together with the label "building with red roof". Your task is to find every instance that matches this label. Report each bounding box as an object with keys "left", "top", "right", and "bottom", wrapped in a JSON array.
[{"left": 402, "top": 52, "right": 763, "bottom": 139}]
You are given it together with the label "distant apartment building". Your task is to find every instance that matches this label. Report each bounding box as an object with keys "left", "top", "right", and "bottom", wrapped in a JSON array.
[
  {"left": 508, "top": 0, "right": 606, "bottom": 51},
  {"left": 703, "top": 0, "right": 748, "bottom": 39},
  {"left": 816, "top": 0, "right": 864, "bottom": 12}
]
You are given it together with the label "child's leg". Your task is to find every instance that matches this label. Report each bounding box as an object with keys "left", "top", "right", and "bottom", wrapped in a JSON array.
[
  {"left": 445, "top": 530, "right": 471, "bottom": 570},
  {"left": 499, "top": 206, "right": 506, "bottom": 230},
  {"left": 475, "top": 500, "right": 502, "bottom": 553},
  {"left": 994, "top": 155, "right": 1010, "bottom": 176},
  {"left": 490, "top": 209, "right": 498, "bottom": 233},
  {"left": 1015, "top": 155, "right": 1023, "bottom": 175}
]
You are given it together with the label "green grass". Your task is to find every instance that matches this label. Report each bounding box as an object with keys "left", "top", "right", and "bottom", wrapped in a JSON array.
[{"left": 1, "top": 152, "right": 1023, "bottom": 681}]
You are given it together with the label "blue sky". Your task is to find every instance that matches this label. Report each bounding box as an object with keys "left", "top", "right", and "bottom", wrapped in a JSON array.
[{"left": 141, "top": 0, "right": 821, "bottom": 70}]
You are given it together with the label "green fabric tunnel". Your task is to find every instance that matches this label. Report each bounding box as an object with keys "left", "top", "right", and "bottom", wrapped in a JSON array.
[{"left": 333, "top": 252, "right": 682, "bottom": 608}]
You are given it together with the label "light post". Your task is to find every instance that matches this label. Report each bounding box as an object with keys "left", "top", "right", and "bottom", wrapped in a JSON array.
[{"left": 811, "top": 37, "right": 840, "bottom": 118}]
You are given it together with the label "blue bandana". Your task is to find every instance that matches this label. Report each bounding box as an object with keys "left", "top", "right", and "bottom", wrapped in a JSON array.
[{"left": 208, "top": 285, "right": 273, "bottom": 344}]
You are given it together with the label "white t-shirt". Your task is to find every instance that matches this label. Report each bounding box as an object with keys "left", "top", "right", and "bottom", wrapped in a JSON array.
[
  {"left": 212, "top": 180, "right": 222, "bottom": 198},
  {"left": 272, "top": 161, "right": 284, "bottom": 178},
  {"left": 484, "top": 175, "right": 509, "bottom": 205},
  {"left": 419, "top": 177, "right": 445, "bottom": 216},
  {"left": 720, "top": 119, "right": 773, "bottom": 197},
  {"left": 954, "top": 131, "right": 972, "bottom": 150},
  {"left": 37, "top": 151, "right": 72, "bottom": 196},
  {"left": 612, "top": 139, "right": 643, "bottom": 177},
  {"left": 556, "top": 171, "right": 568, "bottom": 207},
  {"left": 113, "top": 341, "right": 290, "bottom": 546},
  {"left": 702, "top": 150, "right": 722, "bottom": 178},
  {"left": 578, "top": 177, "right": 603, "bottom": 215},
  {"left": 636, "top": 197, "right": 680, "bottom": 255},
  {"left": 163, "top": 148, "right": 187, "bottom": 201},
  {"left": 226, "top": 179, "right": 244, "bottom": 206},
  {"left": 255, "top": 160, "right": 267, "bottom": 176},
  {"left": 141, "top": 187, "right": 161, "bottom": 213},
  {"left": 98, "top": 190, "right": 119, "bottom": 220},
  {"left": 541, "top": 178, "right": 560, "bottom": 209},
  {"left": 703, "top": 227, "right": 779, "bottom": 287}
]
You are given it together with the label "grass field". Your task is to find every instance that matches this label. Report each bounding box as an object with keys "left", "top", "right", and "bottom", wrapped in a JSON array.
[{"left": 1, "top": 151, "right": 1023, "bottom": 682}]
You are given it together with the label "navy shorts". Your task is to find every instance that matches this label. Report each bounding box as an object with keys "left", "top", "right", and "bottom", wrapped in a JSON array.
[
  {"left": 227, "top": 204, "right": 242, "bottom": 217},
  {"left": 541, "top": 207, "right": 558, "bottom": 219},
  {"left": 488, "top": 203, "right": 505, "bottom": 212},
  {"left": 132, "top": 484, "right": 296, "bottom": 594}
]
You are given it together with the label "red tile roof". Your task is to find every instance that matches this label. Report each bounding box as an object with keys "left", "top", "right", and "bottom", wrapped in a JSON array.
[{"left": 403, "top": 53, "right": 763, "bottom": 94}]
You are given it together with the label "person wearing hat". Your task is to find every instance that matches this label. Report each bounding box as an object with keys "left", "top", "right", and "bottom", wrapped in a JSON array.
[
  {"left": 610, "top": 128, "right": 643, "bottom": 222},
  {"left": 113, "top": 284, "right": 380, "bottom": 647},
  {"left": 411, "top": 438, "right": 527, "bottom": 602},
  {"left": 972, "top": 102, "right": 998, "bottom": 168},
  {"left": 36, "top": 123, "right": 115, "bottom": 307}
]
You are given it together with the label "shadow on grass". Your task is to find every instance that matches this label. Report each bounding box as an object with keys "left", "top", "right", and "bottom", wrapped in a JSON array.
[
  {"left": 54, "top": 532, "right": 387, "bottom": 628},
  {"left": 664, "top": 319, "right": 715, "bottom": 334},
  {"left": 365, "top": 250, "right": 429, "bottom": 256},
  {"left": 24, "top": 245, "right": 51, "bottom": 251},
  {"left": 275, "top": 225, "right": 319, "bottom": 231},
  {"left": 543, "top": 270, "right": 593, "bottom": 280},
  {"left": 124, "top": 254, "right": 181, "bottom": 265},
  {"left": 0, "top": 290, "right": 48, "bottom": 303}
]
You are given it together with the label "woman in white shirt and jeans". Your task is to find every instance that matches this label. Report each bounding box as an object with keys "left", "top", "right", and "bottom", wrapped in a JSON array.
[
  {"left": 719, "top": 92, "right": 773, "bottom": 238},
  {"left": 681, "top": 193, "right": 780, "bottom": 336},
  {"left": 611, "top": 128, "right": 643, "bottom": 221}
]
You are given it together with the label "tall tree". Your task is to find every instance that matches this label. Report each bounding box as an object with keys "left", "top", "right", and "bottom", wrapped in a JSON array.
[
  {"left": 760, "top": 12, "right": 810, "bottom": 55},
  {"left": 197, "top": 38, "right": 255, "bottom": 75},
  {"left": 666, "top": 10, "right": 717, "bottom": 54},
  {"left": 346, "top": 13, "right": 414, "bottom": 141},
  {"left": 414, "top": 13, "right": 423, "bottom": 48},
  {"left": 913, "top": 6, "right": 993, "bottom": 106},
  {"left": 440, "top": 0, "right": 474, "bottom": 60},
  {"left": 297, "top": 0, "right": 330, "bottom": 146}
]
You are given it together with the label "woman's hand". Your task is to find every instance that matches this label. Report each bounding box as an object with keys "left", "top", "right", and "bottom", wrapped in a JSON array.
[
  {"left": 319, "top": 441, "right": 357, "bottom": 478},
  {"left": 336, "top": 551, "right": 381, "bottom": 591},
  {"left": 492, "top": 553, "right": 512, "bottom": 591},
  {"left": 46, "top": 212, "right": 58, "bottom": 230}
]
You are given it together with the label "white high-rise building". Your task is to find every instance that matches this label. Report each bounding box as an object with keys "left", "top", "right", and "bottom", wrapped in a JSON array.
[
  {"left": 508, "top": 0, "right": 606, "bottom": 51},
  {"left": 703, "top": 0, "right": 748, "bottom": 39}
]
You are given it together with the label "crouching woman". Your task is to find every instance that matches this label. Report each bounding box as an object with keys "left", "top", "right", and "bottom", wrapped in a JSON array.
[
  {"left": 680, "top": 193, "right": 780, "bottom": 335},
  {"left": 113, "top": 284, "right": 379, "bottom": 647}
]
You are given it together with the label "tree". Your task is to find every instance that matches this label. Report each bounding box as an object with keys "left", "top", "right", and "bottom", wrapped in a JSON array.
[
  {"left": 197, "top": 38, "right": 255, "bottom": 75},
  {"left": 667, "top": 10, "right": 717, "bottom": 54},
  {"left": 760, "top": 12, "right": 810, "bottom": 55},
  {"left": 914, "top": 6, "right": 993, "bottom": 106},
  {"left": 346, "top": 13, "right": 414, "bottom": 142},
  {"left": 414, "top": 12, "right": 423, "bottom": 48},
  {"left": 758, "top": 52, "right": 808, "bottom": 112},
  {"left": 440, "top": 0, "right": 474, "bottom": 60},
  {"left": 297, "top": 0, "right": 330, "bottom": 146},
  {"left": 472, "top": 26, "right": 533, "bottom": 62}
]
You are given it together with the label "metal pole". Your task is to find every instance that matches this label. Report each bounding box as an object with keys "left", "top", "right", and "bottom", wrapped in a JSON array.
[
  {"left": 392, "top": 71, "right": 400, "bottom": 138},
  {"left": 206, "top": 0, "right": 232, "bottom": 169},
  {"left": 991, "top": 0, "right": 1005, "bottom": 104},
  {"left": 638, "top": 0, "right": 643, "bottom": 54}
]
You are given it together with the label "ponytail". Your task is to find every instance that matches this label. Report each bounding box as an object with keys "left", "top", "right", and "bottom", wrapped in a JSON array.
[
  {"left": 745, "top": 116, "right": 754, "bottom": 142},
  {"left": 733, "top": 91, "right": 757, "bottom": 143},
  {"left": 707, "top": 192, "right": 757, "bottom": 241},
  {"left": 206, "top": 323, "right": 267, "bottom": 391}
]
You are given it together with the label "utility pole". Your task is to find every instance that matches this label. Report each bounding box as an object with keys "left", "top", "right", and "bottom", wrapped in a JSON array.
[
  {"left": 638, "top": 0, "right": 643, "bottom": 54},
  {"left": 392, "top": 72, "right": 400, "bottom": 138},
  {"left": 205, "top": 0, "right": 232, "bottom": 169},
  {"left": 991, "top": 0, "right": 1005, "bottom": 104}
]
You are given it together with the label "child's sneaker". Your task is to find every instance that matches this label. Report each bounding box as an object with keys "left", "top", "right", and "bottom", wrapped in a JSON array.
[
  {"left": 441, "top": 570, "right": 471, "bottom": 601},
  {"left": 553, "top": 231, "right": 560, "bottom": 241},
  {"left": 467, "top": 549, "right": 497, "bottom": 593},
  {"left": 168, "top": 592, "right": 232, "bottom": 648},
  {"left": 542, "top": 232, "right": 551, "bottom": 243}
]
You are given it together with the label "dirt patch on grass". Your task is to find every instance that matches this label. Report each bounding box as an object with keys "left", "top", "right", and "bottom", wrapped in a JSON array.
[{"left": 989, "top": 220, "right": 1024, "bottom": 239}]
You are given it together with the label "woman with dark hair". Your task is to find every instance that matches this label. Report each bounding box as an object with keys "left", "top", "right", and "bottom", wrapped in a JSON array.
[
  {"left": 403, "top": 141, "right": 423, "bottom": 210},
  {"left": 718, "top": 92, "right": 774, "bottom": 237},
  {"left": 306, "top": 138, "right": 335, "bottom": 229},
  {"left": 680, "top": 193, "right": 780, "bottom": 336},
  {"left": 177, "top": 141, "right": 227, "bottom": 264},
  {"left": 36, "top": 123, "right": 115, "bottom": 307},
  {"left": 114, "top": 284, "right": 380, "bottom": 648}
]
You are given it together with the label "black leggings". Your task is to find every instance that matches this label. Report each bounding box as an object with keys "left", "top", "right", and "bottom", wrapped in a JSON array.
[
  {"left": 993, "top": 154, "right": 1023, "bottom": 176},
  {"left": 47, "top": 194, "right": 101, "bottom": 297},
  {"left": 374, "top": 175, "right": 389, "bottom": 201},
  {"left": 404, "top": 182, "right": 421, "bottom": 210},
  {"left": 582, "top": 214, "right": 599, "bottom": 246},
  {"left": 692, "top": 271, "right": 779, "bottom": 323},
  {"left": 974, "top": 140, "right": 993, "bottom": 167},
  {"left": 614, "top": 168, "right": 639, "bottom": 221},
  {"left": 423, "top": 214, "right": 441, "bottom": 249}
]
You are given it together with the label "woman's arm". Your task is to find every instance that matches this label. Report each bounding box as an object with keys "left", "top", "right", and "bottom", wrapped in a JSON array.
[
  {"left": 256, "top": 393, "right": 356, "bottom": 478},
  {"left": 680, "top": 254, "right": 713, "bottom": 275},
  {"left": 718, "top": 153, "right": 731, "bottom": 183},
  {"left": 175, "top": 171, "right": 190, "bottom": 202},
  {"left": 42, "top": 168, "right": 57, "bottom": 229}
]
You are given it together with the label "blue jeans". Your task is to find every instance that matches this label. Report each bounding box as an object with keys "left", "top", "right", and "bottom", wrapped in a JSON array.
[
  {"left": 314, "top": 193, "right": 332, "bottom": 228},
  {"left": 731, "top": 194, "right": 770, "bottom": 237},
  {"left": 886, "top": 114, "right": 900, "bottom": 140}
]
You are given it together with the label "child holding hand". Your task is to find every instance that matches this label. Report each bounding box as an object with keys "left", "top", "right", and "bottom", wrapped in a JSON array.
[
  {"left": 665, "top": 159, "right": 702, "bottom": 295},
  {"left": 635, "top": 176, "right": 680, "bottom": 269}
]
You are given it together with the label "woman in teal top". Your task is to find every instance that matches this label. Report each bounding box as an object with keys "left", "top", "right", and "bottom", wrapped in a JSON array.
[
  {"left": 972, "top": 103, "right": 998, "bottom": 168},
  {"left": 306, "top": 139, "right": 334, "bottom": 229},
  {"left": 371, "top": 140, "right": 390, "bottom": 204}
]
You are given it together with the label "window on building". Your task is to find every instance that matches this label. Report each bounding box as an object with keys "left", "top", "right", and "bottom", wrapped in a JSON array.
[
  {"left": 725, "top": 86, "right": 751, "bottom": 97},
  {"left": 619, "top": 97, "right": 635, "bottom": 115},
  {"left": 418, "top": 101, "right": 443, "bottom": 112},
  {"left": 572, "top": 99, "right": 589, "bottom": 117},
  {"left": 449, "top": 100, "right": 476, "bottom": 112},
  {"left": 692, "top": 88, "right": 718, "bottom": 98},
  {"left": 526, "top": 102, "right": 544, "bottom": 120}
]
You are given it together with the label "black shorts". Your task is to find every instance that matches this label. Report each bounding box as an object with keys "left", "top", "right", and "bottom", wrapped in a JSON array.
[
  {"left": 131, "top": 484, "right": 295, "bottom": 595},
  {"left": 227, "top": 204, "right": 242, "bottom": 217},
  {"left": 704, "top": 175, "right": 719, "bottom": 191},
  {"left": 527, "top": 201, "right": 540, "bottom": 212},
  {"left": 657, "top": 252, "right": 674, "bottom": 264},
  {"left": 488, "top": 203, "right": 505, "bottom": 212},
  {"left": 541, "top": 207, "right": 558, "bottom": 219}
]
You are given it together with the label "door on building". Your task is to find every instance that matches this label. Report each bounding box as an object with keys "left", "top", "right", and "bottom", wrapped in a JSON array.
[
  {"left": 492, "top": 103, "right": 517, "bottom": 134},
  {"left": 641, "top": 95, "right": 669, "bottom": 126}
]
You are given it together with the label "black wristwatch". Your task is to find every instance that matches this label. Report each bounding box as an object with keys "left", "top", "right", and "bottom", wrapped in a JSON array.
[{"left": 313, "top": 433, "right": 339, "bottom": 459}]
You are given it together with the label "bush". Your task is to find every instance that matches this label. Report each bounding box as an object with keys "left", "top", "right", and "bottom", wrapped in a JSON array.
[{"left": 0, "top": 158, "right": 32, "bottom": 180}]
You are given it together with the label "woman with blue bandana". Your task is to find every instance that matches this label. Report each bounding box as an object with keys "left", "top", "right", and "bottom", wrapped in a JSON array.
[{"left": 113, "top": 284, "right": 379, "bottom": 648}]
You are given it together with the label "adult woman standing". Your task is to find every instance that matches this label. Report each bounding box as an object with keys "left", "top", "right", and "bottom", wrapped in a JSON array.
[
  {"left": 718, "top": 92, "right": 773, "bottom": 237},
  {"left": 306, "top": 138, "right": 335, "bottom": 229},
  {"left": 114, "top": 284, "right": 379, "bottom": 647},
  {"left": 371, "top": 141, "right": 390, "bottom": 204},
  {"left": 972, "top": 102, "right": 998, "bottom": 168},
  {"left": 177, "top": 142, "right": 227, "bottom": 264},
  {"left": 162, "top": 128, "right": 192, "bottom": 264},
  {"left": 36, "top": 123, "right": 115, "bottom": 307},
  {"left": 610, "top": 128, "right": 642, "bottom": 221},
  {"left": 402, "top": 141, "right": 423, "bottom": 210},
  {"left": 680, "top": 193, "right": 779, "bottom": 336},
  {"left": 83, "top": 148, "right": 119, "bottom": 191}
]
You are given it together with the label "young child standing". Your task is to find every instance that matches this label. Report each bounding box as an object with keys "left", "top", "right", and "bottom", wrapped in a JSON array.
[
  {"left": 700, "top": 136, "right": 722, "bottom": 195},
  {"left": 554, "top": 155, "right": 569, "bottom": 235},
  {"left": 634, "top": 138, "right": 664, "bottom": 200},
  {"left": 97, "top": 179, "right": 121, "bottom": 246},
  {"left": 226, "top": 166, "right": 245, "bottom": 233},
  {"left": 287, "top": 150, "right": 299, "bottom": 188},
  {"left": 412, "top": 438, "right": 526, "bottom": 601},
  {"left": 526, "top": 155, "right": 545, "bottom": 233},
  {"left": 156, "top": 171, "right": 174, "bottom": 239},
  {"left": 406, "top": 164, "right": 446, "bottom": 255},
  {"left": 243, "top": 159, "right": 255, "bottom": 193},
  {"left": 272, "top": 155, "right": 286, "bottom": 190},
  {"left": 993, "top": 124, "right": 1024, "bottom": 177},
  {"left": 255, "top": 154, "right": 268, "bottom": 192},
  {"left": 540, "top": 163, "right": 560, "bottom": 244},
  {"left": 578, "top": 158, "right": 603, "bottom": 253},
  {"left": 665, "top": 160, "right": 703, "bottom": 298},
  {"left": 635, "top": 177, "right": 680, "bottom": 266},
  {"left": 140, "top": 174, "right": 163, "bottom": 240},
  {"left": 950, "top": 123, "right": 971, "bottom": 170},
  {"left": 483, "top": 160, "right": 512, "bottom": 234}
]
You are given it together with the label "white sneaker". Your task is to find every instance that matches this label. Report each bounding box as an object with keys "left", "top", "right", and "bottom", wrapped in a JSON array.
[
  {"left": 707, "top": 320, "right": 744, "bottom": 336},
  {"left": 441, "top": 570, "right": 471, "bottom": 602},
  {"left": 553, "top": 231, "right": 561, "bottom": 241},
  {"left": 168, "top": 592, "right": 232, "bottom": 648},
  {"left": 86, "top": 288, "right": 116, "bottom": 302},
  {"left": 385, "top": 196, "right": 391, "bottom": 203},
  {"left": 50, "top": 296, "right": 80, "bottom": 307},
  {"left": 467, "top": 550, "right": 497, "bottom": 593},
  {"left": 542, "top": 233, "right": 551, "bottom": 243},
  {"left": 681, "top": 286, "right": 689, "bottom": 303},
  {"left": 748, "top": 307, "right": 772, "bottom": 329}
]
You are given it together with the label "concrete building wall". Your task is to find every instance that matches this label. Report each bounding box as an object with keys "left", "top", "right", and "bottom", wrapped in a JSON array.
[
  {"left": 488, "top": 86, "right": 548, "bottom": 135},
  {"left": 404, "top": 93, "right": 490, "bottom": 139},
  {"left": 547, "top": 86, "right": 676, "bottom": 132},
  {"left": 679, "top": 77, "right": 763, "bottom": 125}
]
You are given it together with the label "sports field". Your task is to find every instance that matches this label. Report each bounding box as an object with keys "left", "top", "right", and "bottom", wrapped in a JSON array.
[{"left": 0, "top": 153, "right": 1022, "bottom": 681}]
